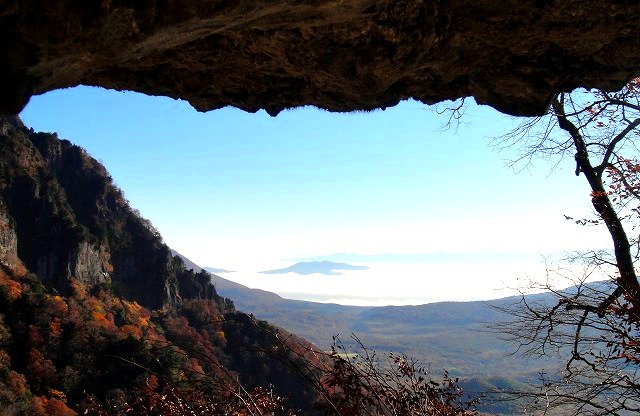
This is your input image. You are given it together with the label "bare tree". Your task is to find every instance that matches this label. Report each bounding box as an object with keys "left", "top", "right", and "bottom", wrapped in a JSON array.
[
  {"left": 315, "top": 335, "right": 477, "bottom": 416},
  {"left": 494, "top": 78, "right": 640, "bottom": 415}
]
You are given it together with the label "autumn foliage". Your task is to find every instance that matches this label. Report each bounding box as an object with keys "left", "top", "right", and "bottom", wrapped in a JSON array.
[
  {"left": 0, "top": 259, "right": 479, "bottom": 415},
  {"left": 0, "top": 261, "right": 328, "bottom": 414}
]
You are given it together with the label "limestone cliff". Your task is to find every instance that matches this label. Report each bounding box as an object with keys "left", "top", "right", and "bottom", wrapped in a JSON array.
[{"left": 2, "top": 1, "right": 640, "bottom": 116}]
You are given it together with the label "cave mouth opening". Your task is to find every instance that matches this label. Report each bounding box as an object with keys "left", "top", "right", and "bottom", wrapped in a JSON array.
[{"left": 16, "top": 85, "right": 600, "bottom": 306}]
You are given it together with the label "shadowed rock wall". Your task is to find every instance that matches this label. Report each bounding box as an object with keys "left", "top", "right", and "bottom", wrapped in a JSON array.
[
  {"left": 2, "top": 1, "right": 640, "bottom": 116},
  {"left": 0, "top": 116, "right": 193, "bottom": 308}
]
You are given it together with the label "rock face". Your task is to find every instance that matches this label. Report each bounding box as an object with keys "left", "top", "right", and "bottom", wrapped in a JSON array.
[
  {"left": 0, "top": 115, "right": 215, "bottom": 309},
  {"left": 2, "top": 1, "right": 640, "bottom": 116},
  {"left": 67, "top": 241, "right": 112, "bottom": 287},
  {"left": 0, "top": 205, "right": 19, "bottom": 269}
]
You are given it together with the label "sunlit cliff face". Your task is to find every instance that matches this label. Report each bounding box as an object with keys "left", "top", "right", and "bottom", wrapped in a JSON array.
[{"left": 2, "top": 1, "right": 640, "bottom": 116}]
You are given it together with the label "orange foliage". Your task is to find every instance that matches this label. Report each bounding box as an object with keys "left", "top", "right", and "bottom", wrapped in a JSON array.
[
  {"left": 123, "top": 300, "right": 142, "bottom": 316},
  {"left": 8, "top": 260, "right": 28, "bottom": 278},
  {"left": 26, "top": 348, "right": 57, "bottom": 391},
  {"left": 137, "top": 374, "right": 162, "bottom": 410},
  {"left": 138, "top": 315, "right": 149, "bottom": 327},
  {"left": 122, "top": 300, "right": 150, "bottom": 327},
  {"left": 48, "top": 296, "right": 69, "bottom": 317},
  {"left": 0, "top": 270, "right": 22, "bottom": 301},
  {"left": 49, "top": 318, "right": 63, "bottom": 338},
  {"left": 86, "top": 297, "right": 105, "bottom": 315},
  {"left": 68, "top": 279, "right": 86, "bottom": 299},
  {"left": 0, "top": 252, "right": 28, "bottom": 277},
  {"left": 90, "top": 310, "right": 115, "bottom": 331},
  {"left": 103, "top": 260, "right": 114, "bottom": 274},
  {"left": 48, "top": 388, "right": 67, "bottom": 402},
  {"left": 64, "top": 298, "right": 83, "bottom": 326},
  {"left": 120, "top": 324, "right": 142, "bottom": 340},
  {"left": 32, "top": 396, "right": 76, "bottom": 416},
  {"left": 143, "top": 374, "right": 159, "bottom": 394},
  {"left": 6, "top": 370, "right": 28, "bottom": 397}
]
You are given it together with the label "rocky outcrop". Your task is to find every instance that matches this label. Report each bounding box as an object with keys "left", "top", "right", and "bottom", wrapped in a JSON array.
[
  {"left": 67, "top": 241, "right": 112, "bottom": 287},
  {"left": 0, "top": 206, "right": 19, "bottom": 270},
  {"left": 2, "top": 1, "right": 640, "bottom": 116},
  {"left": 0, "top": 115, "right": 215, "bottom": 309}
]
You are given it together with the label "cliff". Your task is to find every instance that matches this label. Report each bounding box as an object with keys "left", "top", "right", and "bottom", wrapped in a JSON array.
[{"left": 0, "top": 115, "right": 201, "bottom": 308}]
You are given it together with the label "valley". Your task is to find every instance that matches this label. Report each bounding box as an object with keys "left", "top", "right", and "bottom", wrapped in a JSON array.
[
  {"left": 209, "top": 268, "right": 561, "bottom": 378},
  {"left": 179, "top": 253, "right": 564, "bottom": 414}
]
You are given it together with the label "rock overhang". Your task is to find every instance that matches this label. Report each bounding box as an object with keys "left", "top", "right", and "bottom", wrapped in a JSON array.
[{"left": 1, "top": 0, "right": 640, "bottom": 117}]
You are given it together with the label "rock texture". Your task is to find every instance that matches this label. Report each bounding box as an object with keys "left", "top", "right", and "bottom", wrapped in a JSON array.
[
  {"left": 2, "top": 1, "right": 640, "bottom": 116},
  {"left": 67, "top": 241, "right": 112, "bottom": 287},
  {"left": 0, "top": 206, "right": 19, "bottom": 269}
]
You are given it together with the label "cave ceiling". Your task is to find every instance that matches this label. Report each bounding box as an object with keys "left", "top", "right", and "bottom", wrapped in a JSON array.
[{"left": 1, "top": 1, "right": 640, "bottom": 116}]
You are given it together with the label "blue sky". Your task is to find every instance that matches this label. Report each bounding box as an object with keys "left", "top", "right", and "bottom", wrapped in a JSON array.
[{"left": 18, "top": 86, "right": 609, "bottom": 304}]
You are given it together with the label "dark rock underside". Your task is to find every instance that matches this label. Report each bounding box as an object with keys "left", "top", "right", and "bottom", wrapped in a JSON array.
[{"left": 1, "top": 1, "right": 640, "bottom": 116}]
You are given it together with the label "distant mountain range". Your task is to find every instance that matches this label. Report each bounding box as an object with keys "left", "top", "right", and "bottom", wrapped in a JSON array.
[{"left": 260, "top": 260, "right": 369, "bottom": 275}]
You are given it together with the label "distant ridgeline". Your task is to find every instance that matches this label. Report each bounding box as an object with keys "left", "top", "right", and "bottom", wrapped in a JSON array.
[
  {"left": 0, "top": 116, "right": 322, "bottom": 414},
  {"left": 260, "top": 260, "right": 369, "bottom": 275}
]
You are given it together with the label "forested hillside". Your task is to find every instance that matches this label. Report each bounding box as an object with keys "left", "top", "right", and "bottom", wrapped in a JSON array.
[
  {"left": 209, "top": 272, "right": 560, "bottom": 415},
  {"left": 210, "top": 273, "right": 560, "bottom": 378},
  {"left": 0, "top": 116, "right": 324, "bottom": 414}
]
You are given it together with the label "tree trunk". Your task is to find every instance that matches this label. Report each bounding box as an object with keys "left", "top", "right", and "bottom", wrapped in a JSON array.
[{"left": 552, "top": 97, "right": 640, "bottom": 306}]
